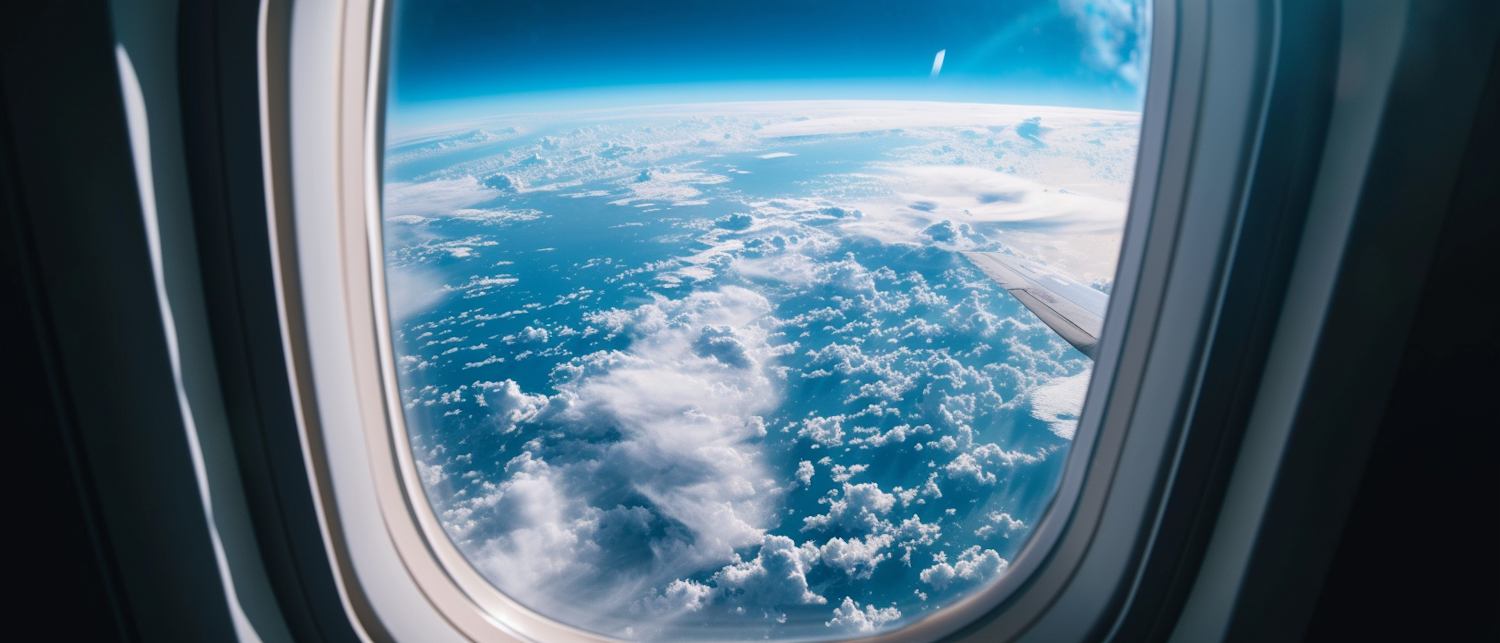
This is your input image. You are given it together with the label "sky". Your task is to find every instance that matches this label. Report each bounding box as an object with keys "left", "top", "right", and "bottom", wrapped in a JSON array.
[{"left": 385, "top": 0, "right": 1151, "bottom": 135}]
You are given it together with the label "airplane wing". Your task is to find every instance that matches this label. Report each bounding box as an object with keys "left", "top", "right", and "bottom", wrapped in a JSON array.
[{"left": 962, "top": 252, "right": 1108, "bottom": 359}]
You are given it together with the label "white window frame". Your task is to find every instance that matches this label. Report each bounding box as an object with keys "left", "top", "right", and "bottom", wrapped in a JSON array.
[{"left": 263, "top": 1, "right": 1338, "bottom": 641}]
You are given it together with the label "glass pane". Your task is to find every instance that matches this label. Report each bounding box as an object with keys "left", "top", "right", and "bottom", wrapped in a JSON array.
[{"left": 380, "top": 1, "right": 1149, "bottom": 640}]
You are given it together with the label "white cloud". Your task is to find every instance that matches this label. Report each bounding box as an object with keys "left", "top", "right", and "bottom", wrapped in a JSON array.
[
  {"left": 639, "top": 579, "right": 713, "bottom": 616},
  {"left": 543, "top": 288, "right": 782, "bottom": 566},
  {"left": 798, "top": 414, "right": 847, "bottom": 447},
  {"left": 753, "top": 101, "right": 1133, "bottom": 138},
  {"left": 819, "top": 534, "right": 894, "bottom": 579},
  {"left": 830, "top": 464, "right": 867, "bottom": 483},
  {"left": 611, "top": 165, "right": 731, "bottom": 207},
  {"left": 944, "top": 452, "right": 995, "bottom": 485},
  {"left": 712, "top": 534, "right": 826, "bottom": 606},
  {"left": 1060, "top": 0, "right": 1151, "bottom": 87},
  {"left": 795, "top": 460, "right": 815, "bottom": 486},
  {"left": 919, "top": 547, "right": 1009, "bottom": 590},
  {"left": 988, "top": 512, "right": 1027, "bottom": 537},
  {"left": 458, "top": 453, "right": 605, "bottom": 603},
  {"left": 1029, "top": 370, "right": 1092, "bottom": 439},
  {"left": 826, "top": 597, "right": 901, "bottom": 633},
  {"left": 890, "top": 515, "right": 942, "bottom": 548},
  {"left": 384, "top": 264, "right": 448, "bottom": 322},
  {"left": 802, "top": 482, "right": 897, "bottom": 533},
  {"left": 384, "top": 176, "right": 495, "bottom": 219},
  {"left": 417, "top": 460, "right": 446, "bottom": 487},
  {"left": 449, "top": 207, "right": 543, "bottom": 224},
  {"left": 471, "top": 380, "right": 548, "bottom": 433},
  {"left": 849, "top": 423, "right": 932, "bottom": 448},
  {"left": 438, "top": 286, "right": 792, "bottom": 625}
]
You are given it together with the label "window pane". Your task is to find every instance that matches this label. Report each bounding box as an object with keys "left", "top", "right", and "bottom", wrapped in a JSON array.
[{"left": 380, "top": 1, "right": 1149, "bottom": 640}]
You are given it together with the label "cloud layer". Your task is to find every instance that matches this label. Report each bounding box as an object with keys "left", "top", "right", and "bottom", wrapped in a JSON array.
[{"left": 383, "top": 100, "right": 1133, "bottom": 639}]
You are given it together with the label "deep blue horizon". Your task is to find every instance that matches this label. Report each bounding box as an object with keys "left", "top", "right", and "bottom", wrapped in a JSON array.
[{"left": 386, "top": 0, "right": 1150, "bottom": 135}]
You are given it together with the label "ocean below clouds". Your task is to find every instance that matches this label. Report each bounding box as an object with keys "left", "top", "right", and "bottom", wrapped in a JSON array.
[{"left": 382, "top": 100, "right": 1138, "bottom": 641}]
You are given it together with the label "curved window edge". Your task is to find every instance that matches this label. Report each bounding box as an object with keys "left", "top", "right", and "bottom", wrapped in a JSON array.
[{"left": 262, "top": 1, "right": 1331, "bottom": 642}]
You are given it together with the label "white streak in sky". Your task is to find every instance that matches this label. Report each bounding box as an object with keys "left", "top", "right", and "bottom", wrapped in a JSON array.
[{"left": 930, "top": 50, "right": 946, "bottom": 78}]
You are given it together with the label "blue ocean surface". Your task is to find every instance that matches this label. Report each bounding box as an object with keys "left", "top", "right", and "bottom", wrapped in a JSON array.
[{"left": 381, "top": 102, "right": 1135, "bottom": 640}]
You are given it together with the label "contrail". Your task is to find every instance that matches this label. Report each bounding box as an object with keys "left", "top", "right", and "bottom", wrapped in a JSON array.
[{"left": 931, "top": 49, "right": 946, "bottom": 78}]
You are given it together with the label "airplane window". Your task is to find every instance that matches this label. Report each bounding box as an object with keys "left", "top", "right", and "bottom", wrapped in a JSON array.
[{"left": 377, "top": 0, "right": 1149, "bottom": 639}]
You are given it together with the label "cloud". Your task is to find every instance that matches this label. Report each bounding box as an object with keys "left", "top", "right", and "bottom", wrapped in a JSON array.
[
  {"left": 455, "top": 453, "right": 605, "bottom": 600},
  {"left": 471, "top": 380, "right": 548, "bottom": 433},
  {"left": 386, "top": 100, "right": 1143, "bottom": 636},
  {"left": 826, "top": 597, "right": 901, "bottom": 633},
  {"left": 751, "top": 101, "right": 1131, "bottom": 138},
  {"left": 449, "top": 207, "right": 543, "bottom": 224},
  {"left": 611, "top": 165, "right": 731, "bottom": 207},
  {"left": 853, "top": 166, "right": 1128, "bottom": 237},
  {"left": 830, "top": 463, "right": 867, "bottom": 483},
  {"left": 1060, "top": 0, "right": 1151, "bottom": 87},
  {"left": 795, "top": 460, "right": 815, "bottom": 486},
  {"left": 975, "top": 512, "right": 1027, "bottom": 539},
  {"left": 437, "top": 287, "right": 790, "bottom": 627},
  {"left": 1029, "top": 370, "right": 1092, "bottom": 439},
  {"left": 384, "top": 264, "right": 448, "bottom": 322},
  {"left": 711, "top": 534, "right": 826, "bottom": 606},
  {"left": 918, "top": 547, "right": 1009, "bottom": 590},
  {"left": 944, "top": 452, "right": 996, "bottom": 485},
  {"left": 890, "top": 515, "right": 942, "bottom": 548},
  {"left": 384, "top": 176, "right": 496, "bottom": 219},
  {"left": 638, "top": 579, "right": 714, "bottom": 616},
  {"left": 820, "top": 534, "right": 894, "bottom": 579},
  {"left": 849, "top": 423, "right": 932, "bottom": 448},
  {"left": 798, "top": 414, "right": 847, "bottom": 447},
  {"left": 802, "top": 482, "right": 896, "bottom": 533}
]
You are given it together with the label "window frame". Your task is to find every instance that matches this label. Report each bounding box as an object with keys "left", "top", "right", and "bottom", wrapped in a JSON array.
[{"left": 266, "top": 1, "right": 1332, "bottom": 642}]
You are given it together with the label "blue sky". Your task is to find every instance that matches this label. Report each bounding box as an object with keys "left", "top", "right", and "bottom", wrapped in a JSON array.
[{"left": 386, "top": 0, "right": 1150, "bottom": 133}]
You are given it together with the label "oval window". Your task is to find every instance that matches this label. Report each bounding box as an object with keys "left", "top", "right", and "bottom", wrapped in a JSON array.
[{"left": 380, "top": 1, "right": 1150, "bottom": 639}]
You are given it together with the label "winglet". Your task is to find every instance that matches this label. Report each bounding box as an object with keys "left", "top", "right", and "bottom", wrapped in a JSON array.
[{"left": 963, "top": 252, "right": 1107, "bottom": 359}]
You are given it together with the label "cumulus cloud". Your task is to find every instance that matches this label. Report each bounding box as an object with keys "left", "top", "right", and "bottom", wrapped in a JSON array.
[
  {"left": 712, "top": 534, "right": 826, "bottom": 606},
  {"left": 798, "top": 414, "right": 847, "bottom": 447},
  {"left": 850, "top": 423, "right": 932, "bottom": 448},
  {"left": 639, "top": 579, "right": 714, "bottom": 616},
  {"left": 820, "top": 534, "right": 894, "bottom": 579},
  {"left": 471, "top": 380, "right": 548, "bottom": 433},
  {"left": 437, "top": 287, "right": 790, "bottom": 626},
  {"left": 944, "top": 452, "right": 996, "bottom": 485},
  {"left": 826, "top": 597, "right": 901, "bottom": 633},
  {"left": 802, "top": 482, "right": 897, "bottom": 533},
  {"left": 795, "top": 460, "right": 815, "bottom": 486},
  {"left": 919, "top": 547, "right": 1009, "bottom": 590},
  {"left": 975, "top": 512, "right": 1027, "bottom": 539}
]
